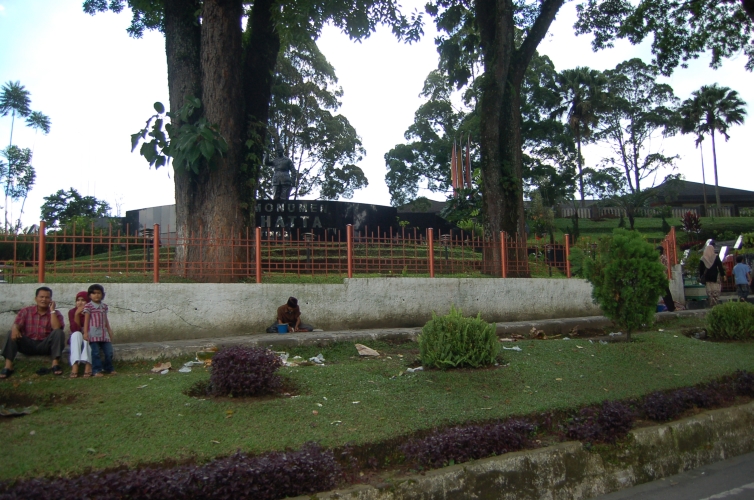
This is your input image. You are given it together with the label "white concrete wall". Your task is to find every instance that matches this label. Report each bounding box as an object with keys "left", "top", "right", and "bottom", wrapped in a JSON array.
[{"left": 0, "top": 279, "right": 601, "bottom": 343}]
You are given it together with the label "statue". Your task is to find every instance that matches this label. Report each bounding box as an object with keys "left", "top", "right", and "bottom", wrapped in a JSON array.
[{"left": 265, "top": 146, "right": 297, "bottom": 200}]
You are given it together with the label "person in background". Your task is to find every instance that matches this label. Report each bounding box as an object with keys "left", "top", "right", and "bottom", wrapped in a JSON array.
[
  {"left": 83, "top": 284, "right": 116, "bottom": 377},
  {"left": 657, "top": 246, "right": 676, "bottom": 312},
  {"left": 699, "top": 244, "right": 726, "bottom": 306},
  {"left": 268, "top": 297, "right": 314, "bottom": 332},
  {"left": 1, "top": 287, "right": 65, "bottom": 379},
  {"left": 732, "top": 255, "right": 751, "bottom": 302},
  {"left": 68, "top": 291, "right": 92, "bottom": 378}
]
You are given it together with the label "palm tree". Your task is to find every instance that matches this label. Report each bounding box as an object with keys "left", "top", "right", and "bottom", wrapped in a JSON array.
[
  {"left": 0, "top": 81, "right": 32, "bottom": 148},
  {"left": 553, "top": 68, "right": 607, "bottom": 208},
  {"left": 690, "top": 84, "right": 747, "bottom": 207},
  {"left": 678, "top": 97, "right": 709, "bottom": 212}
]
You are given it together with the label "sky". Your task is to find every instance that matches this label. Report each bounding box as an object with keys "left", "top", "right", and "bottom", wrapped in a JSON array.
[{"left": 0, "top": 0, "right": 751, "bottom": 229}]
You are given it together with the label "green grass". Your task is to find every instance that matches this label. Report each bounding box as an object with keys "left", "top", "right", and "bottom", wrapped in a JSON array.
[{"left": 1, "top": 317, "right": 753, "bottom": 481}]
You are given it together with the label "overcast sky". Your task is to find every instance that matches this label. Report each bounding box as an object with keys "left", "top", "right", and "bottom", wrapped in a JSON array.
[{"left": 0, "top": 0, "right": 751, "bottom": 228}]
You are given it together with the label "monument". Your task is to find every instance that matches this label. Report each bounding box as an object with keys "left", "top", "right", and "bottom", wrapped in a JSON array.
[{"left": 265, "top": 146, "right": 297, "bottom": 201}]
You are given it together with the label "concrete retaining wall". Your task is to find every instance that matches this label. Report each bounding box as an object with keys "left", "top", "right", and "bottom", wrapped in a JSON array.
[
  {"left": 0, "top": 279, "right": 601, "bottom": 343},
  {"left": 302, "top": 401, "right": 754, "bottom": 500}
]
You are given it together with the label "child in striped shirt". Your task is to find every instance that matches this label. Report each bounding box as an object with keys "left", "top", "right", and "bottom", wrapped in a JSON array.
[{"left": 83, "top": 284, "right": 116, "bottom": 377}]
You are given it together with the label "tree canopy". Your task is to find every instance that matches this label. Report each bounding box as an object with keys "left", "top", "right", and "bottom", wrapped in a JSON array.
[
  {"left": 575, "top": 0, "right": 754, "bottom": 74},
  {"left": 40, "top": 188, "right": 112, "bottom": 228}
]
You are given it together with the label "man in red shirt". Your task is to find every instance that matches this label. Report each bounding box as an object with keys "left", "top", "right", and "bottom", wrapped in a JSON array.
[{"left": 1, "top": 286, "right": 66, "bottom": 378}]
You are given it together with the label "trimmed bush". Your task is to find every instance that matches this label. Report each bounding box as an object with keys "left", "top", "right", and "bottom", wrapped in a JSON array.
[
  {"left": 584, "top": 229, "right": 668, "bottom": 340},
  {"left": 400, "top": 420, "right": 534, "bottom": 468},
  {"left": 0, "top": 443, "right": 340, "bottom": 500},
  {"left": 418, "top": 307, "right": 499, "bottom": 369},
  {"left": 210, "top": 346, "right": 282, "bottom": 397},
  {"left": 706, "top": 301, "right": 754, "bottom": 340}
]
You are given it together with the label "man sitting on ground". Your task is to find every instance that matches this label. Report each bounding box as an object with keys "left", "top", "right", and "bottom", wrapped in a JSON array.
[
  {"left": 1, "top": 286, "right": 66, "bottom": 379},
  {"left": 268, "top": 297, "right": 314, "bottom": 332}
]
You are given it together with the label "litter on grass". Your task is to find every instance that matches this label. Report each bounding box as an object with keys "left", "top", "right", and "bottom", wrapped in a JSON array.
[
  {"left": 355, "top": 344, "right": 380, "bottom": 356},
  {"left": 160, "top": 369, "right": 169, "bottom": 375},
  {"left": 406, "top": 367, "right": 424, "bottom": 373},
  {"left": 151, "top": 362, "right": 171, "bottom": 373},
  {"left": 178, "top": 367, "right": 191, "bottom": 373},
  {"left": 309, "top": 354, "right": 325, "bottom": 364},
  {"left": 502, "top": 346, "right": 522, "bottom": 352},
  {"left": 608, "top": 332, "right": 623, "bottom": 337}
]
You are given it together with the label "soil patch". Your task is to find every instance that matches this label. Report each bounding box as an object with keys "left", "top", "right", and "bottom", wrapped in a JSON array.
[{"left": 0, "top": 391, "right": 78, "bottom": 411}]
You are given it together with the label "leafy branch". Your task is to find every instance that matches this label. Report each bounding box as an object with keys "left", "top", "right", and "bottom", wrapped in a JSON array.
[{"left": 130, "top": 98, "right": 228, "bottom": 175}]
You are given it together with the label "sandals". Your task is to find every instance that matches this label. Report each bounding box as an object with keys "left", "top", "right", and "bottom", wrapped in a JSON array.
[
  {"left": 70, "top": 372, "right": 78, "bottom": 378},
  {"left": 83, "top": 372, "right": 92, "bottom": 378},
  {"left": 0, "top": 368, "right": 13, "bottom": 379},
  {"left": 52, "top": 365, "right": 63, "bottom": 376}
]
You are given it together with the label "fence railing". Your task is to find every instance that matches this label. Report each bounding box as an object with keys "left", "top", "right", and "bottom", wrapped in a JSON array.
[
  {"left": 1, "top": 222, "right": 571, "bottom": 283},
  {"left": 2, "top": 221, "right": 683, "bottom": 284}
]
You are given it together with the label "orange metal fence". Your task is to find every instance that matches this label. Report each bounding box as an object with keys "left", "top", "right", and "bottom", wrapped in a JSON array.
[{"left": 0, "top": 222, "right": 544, "bottom": 282}]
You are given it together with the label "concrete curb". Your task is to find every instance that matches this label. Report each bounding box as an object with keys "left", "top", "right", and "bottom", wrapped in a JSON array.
[
  {"left": 8, "top": 309, "right": 708, "bottom": 362},
  {"left": 297, "top": 401, "right": 754, "bottom": 500}
]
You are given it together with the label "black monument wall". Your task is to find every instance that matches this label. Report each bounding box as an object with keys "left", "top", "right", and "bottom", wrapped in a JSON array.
[{"left": 255, "top": 200, "right": 399, "bottom": 238}]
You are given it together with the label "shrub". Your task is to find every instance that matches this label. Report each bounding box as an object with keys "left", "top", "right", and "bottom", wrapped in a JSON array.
[
  {"left": 418, "top": 307, "right": 499, "bottom": 369},
  {"left": 733, "top": 370, "right": 754, "bottom": 397},
  {"left": 565, "top": 400, "right": 634, "bottom": 444},
  {"left": 210, "top": 346, "right": 282, "bottom": 397},
  {"left": 0, "top": 443, "right": 340, "bottom": 500},
  {"left": 681, "top": 211, "right": 702, "bottom": 236},
  {"left": 706, "top": 301, "right": 754, "bottom": 340},
  {"left": 583, "top": 229, "right": 668, "bottom": 340},
  {"left": 401, "top": 420, "right": 534, "bottom": 468},
  {"left": 642, "top": 391, "right": 688, "bottom": 421}
]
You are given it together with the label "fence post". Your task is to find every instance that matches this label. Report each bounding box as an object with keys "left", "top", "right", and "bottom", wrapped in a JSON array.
[
  {"left": 565, "top": 234, "right": 571, "bottom": 278},
  {"left": 153, "top": 224, "right": 160, "bottom": 283},
  {"left": 663, "top": 239, "right": 671, "bottom": 280},
  {"left": 346, "top": 224, "right": 354, "bottom": 278},
  {"left": 38, "top": 221, "right": 46, "bottom": 283},
  {"left": 428, "top": 228, "right": 435, "bottom": 277},
  {"left": 255, "top": 227, "right": 262, "bottom": 283},
  {"left": 500, "top": 231, "right": 507, "bottom": 278}
]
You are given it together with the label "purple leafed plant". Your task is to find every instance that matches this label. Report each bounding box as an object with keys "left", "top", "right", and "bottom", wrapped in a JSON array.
[
  {"left": 0, "top": 443, "right": 339, "bottom": 500},
  {"left": 565, "top": 400, "right": 634, "bottom": 444},
  {"left": 400, "top": 419, "right": 534, "bottom": 468},
  {"left": 210, "top": 346, "right": 282, "bottom": 397}
]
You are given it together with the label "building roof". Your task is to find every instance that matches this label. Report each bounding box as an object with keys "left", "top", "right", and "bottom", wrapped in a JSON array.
[{"left": 656, "top": 180, "right": 754, "bottom": 205}]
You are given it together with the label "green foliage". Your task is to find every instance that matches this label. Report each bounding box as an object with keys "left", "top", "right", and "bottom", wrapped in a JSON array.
[
  {"left": 264, "top": 39, "right": 367, "bottom": 200},
  {"left": 131, "top": 98, "right": 229, "bottom": 175},
  {"left": 584, "top": 229, "right": 668, "bottom": 339},
  {"left": 568, "top": 247, "right": 586, "bottom": 278},
  {"left": 743, "top": 232, "right": 754, "bottom": 249},
  {"left": 575, "top": 0, "right": 754, "bottom": 74},
  {"left": 0, "top": 146, "right": 35, "bottom": 201},
  {"left": 419, "top": 307, "right": 499, "bottom": 370},
  {"left": 527, "top": 191, "right": 554, "bottom": 238},
  {"left": 40, "top": 188, "right": 111, "bottom": 228},
  {"left": 706, "top": 302, "right": 754, "bottom": 340}
]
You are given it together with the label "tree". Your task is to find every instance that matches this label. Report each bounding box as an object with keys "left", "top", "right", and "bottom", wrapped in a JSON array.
[
  {"left": 0, "top": 81, "right": 31, "bottom": 147},
  {"left": 0, "top": 81, "right": 50, "bottom": 232},
  {"left": 0, "top": 146, "right": 35, "bottom": 232},
  {"left": 678, "top": 96, "right": 710, "bottom": 212},
  {"left": 40, "top": 188, "right": 111, "bottom": 228},
  {"left": 680, "top": 84, "right": 747, "bottom": 207},
  {"left": 263, "top": 39, "right": 367, "bottom": 200},
  {"left": 86, "top": 0, "right": 421, "bottom": 281},
  {"left": 595, "top": 59, "right": 679, "bottom": 195},
  {"left": 575, "top": 0, "right": 754, "bottom": 75},
  {"left": 584, "top": 228, "right": 668, "bottom": 341},
  {"left": 552, "top": 67, "right": 607, "bottom": 207}
]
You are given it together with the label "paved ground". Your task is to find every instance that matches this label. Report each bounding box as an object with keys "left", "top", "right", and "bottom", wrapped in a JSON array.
[
  {"left": 595, "top": 451, "right": 754, "bottom": 500},
  {"left": 104, "top": 309, "right": 707, "bottom": 361}
]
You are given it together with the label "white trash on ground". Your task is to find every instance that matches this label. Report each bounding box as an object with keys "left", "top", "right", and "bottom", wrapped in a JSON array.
[
  {"left": 178, "top": 367, "right": 191, "bottom": 373},
  {"left": 406, "top": 367, "right": 424, "bottom": 373},
  {"left": 502, "top": 346, "right": 523, "bottom": 352},
  {"left": 309, "top": 354, "right": 325, "bottom": 364},
  {"left": 355, "top": 344, "right": 380, "bottom": 356}
]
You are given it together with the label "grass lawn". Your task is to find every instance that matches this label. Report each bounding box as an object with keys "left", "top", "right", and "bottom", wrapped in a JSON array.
[{"left": 1, "top": 316, "right": 752, "bottom": 482}]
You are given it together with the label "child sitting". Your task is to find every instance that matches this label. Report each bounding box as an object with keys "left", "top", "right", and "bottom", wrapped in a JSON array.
[{"left": 68, "top": 291, "right": 92, "bottom": 378}]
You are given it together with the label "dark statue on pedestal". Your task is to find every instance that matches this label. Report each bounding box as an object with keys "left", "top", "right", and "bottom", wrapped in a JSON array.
[{"left": 265, "top": 146, "right": 297, "bottom": 200}]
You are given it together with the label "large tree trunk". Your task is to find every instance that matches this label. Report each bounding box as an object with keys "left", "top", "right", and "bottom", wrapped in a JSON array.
[
  {"left": 182, "top": 0, "right": 246, "bottom": 281},
  {"left": 242, "top": 0, "right": 281, "bottom": 209},
  {"left": 475, "top": 0, "right": 515, "bottom": 239},
  {"left": 164, "top": 0, "right": 202, "bottom": 272}
]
